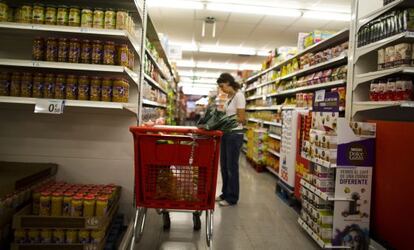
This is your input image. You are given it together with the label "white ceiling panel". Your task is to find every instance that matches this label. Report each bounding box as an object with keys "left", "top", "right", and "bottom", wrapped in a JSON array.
[
  {"left": 159, "top": 8, "right": 196, "bottom": 21},
  {"left": 290, "top": 18, "right": 332, "bottom": 29},
  {"left": 227, "top": 13, "right": 265, "bottom": 24},
  {"left": 260, "top": 15, "right": 300, "bottom": 28}
]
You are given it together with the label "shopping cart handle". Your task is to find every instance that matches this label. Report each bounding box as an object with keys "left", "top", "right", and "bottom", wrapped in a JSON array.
[{"left": 129, "top": 125, "right": 223, "bottom": 137}]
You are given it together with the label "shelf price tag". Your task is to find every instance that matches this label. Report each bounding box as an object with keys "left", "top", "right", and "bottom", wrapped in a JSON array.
[{"left": 34, "top": 99, "right": 65, "bottom": 114}]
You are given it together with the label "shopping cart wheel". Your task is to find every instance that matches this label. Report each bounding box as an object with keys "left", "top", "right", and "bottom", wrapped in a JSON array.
[
  {"left": 206, "top": 210, "right": 214, "bottom": 248},
  {"left": 193, "top": 211, "right": 202, "bottom": 230},
  {"left": 162, "top": 212, "right": 171, "bottom": 230}
]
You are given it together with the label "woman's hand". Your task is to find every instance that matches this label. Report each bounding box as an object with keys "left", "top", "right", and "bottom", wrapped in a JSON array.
[{"left": 236, "top": 109, "right": 246, "bottom": 124}]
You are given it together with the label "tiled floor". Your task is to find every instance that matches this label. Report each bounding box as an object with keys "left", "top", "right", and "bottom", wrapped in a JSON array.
[{"left": 134, "top": 155, "right": 319, "bottom": 250}]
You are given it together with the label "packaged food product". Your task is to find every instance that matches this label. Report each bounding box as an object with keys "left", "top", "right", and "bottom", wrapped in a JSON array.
[
  {"left": 116, "top": 10, "right": 128, "bottom": 30},
  {"left": 68, "top": 38, "right": 81, "bottom": 63},
  {"left": 20, "top": 72, "right": 32, "bottom": 97},
  {"left": 40, "top": 229, "right": 52, "bottom": 243},
  {"left": 83, "top": 195, "right": 95, "bottom": 217},
  {"left": 66, "top": 230, "right": 78, "bottom": 243},
  {"left": 104, "top": 9, "right": 116, "bottom": 29},
  {"left": 39, "top": 191, "right": 51, "bottom": 216},
  {"left": 61, "top": 191, "right": 73, "bottom": 216},
  {"left": 384, "top": 45, "right": 395, "bottom": 68},
  {"left": 337, "top": 87, "right": 346, "bottom": 108},
  {"left": 79, "top": 230, "right": 90, "bottom": 243},
  {"left": 28, "top": 229, "right": 40, "bottom": 243},
  {"left": 386, "top": 78, "right": 396, "bottom": 101},
  {"left": 71, "top": 194, "right": 83, "bottom": 216},
  {"left": 92, "top": 40, "right": 103, "bottom": 64},
  {"left": 369, "top": 81, "right": 378, "bottom": 101},
  {"left": 0, "top": 72, "right": 9, "bottom": 96},
  {"left": 46, "top": 37, "right": 58, "bottom": 62},
  {"left": 55, "top": 74, "right": 66, "bottom": 99},
  {"left": 117, "top": 44, "right": 129, "bottom": 67},
  {"left": 128, "top": 49, "right": 135, "bottom": 69},
  {"left": 90, "top": 76, "right": 101, "bottom": 101},
  {"left": 43, "top": 73, "right": 55, "bottom": 99},
  {"left": 95, "top": 195, "right": 108, "bottom": 216},
  {"left": 10, "top": 72, "right": 21, "bottom": 97},
  {"left": 81, "top": 8, "right": 93, "bottom": 28},
  {"left": 101, "top": 78, "right": 112, "bottom": 102},
  {"left": 65, "top": 75, "right": 78, "bottom": 100},
  {"left": 377, "top": 80, "right": 387, "bottom": 101},
  {"left": 58, "top": 38, "right": 68, "bottom": 62},
  {"left": 20, "top": 4, "right": 32, "bottom": 23},
  {"left": 32, "top": 3, "right": 45, "bottom": 24},
  {"left": 80, "top": 39, "right": 92, "bottom": 64},
  {"left": 91, "top": 229, "right": 104, "bottom": 243},
  {"left": 93, "top": 8, "right": 104, "bottom": 29},
  {"left": 112, "top": 78, "right": 129, "bottom": 102},
  {"left": 103, "top": 41, "right": 115, "bottom": 65},
  {"left": 394, "top": 43, "right": 412, "bottom": 67},
  {"left": 6, "top": 5, "right": 12, "bottom": 22},
  {"left": 45, "top": 5, "right": 57, "bottom": 25},
  {"left": 68, "top": 6, "right": 80, "bottom": 27},
  {"left": 14, "top": 229, "right": 27, "bottom": 243},
  {"left": 33, "top": 73, "right": 44, "bottom": 98},
  {"left": 0, "top": 1, "right": 8, "bottom": 22},
  {"left": 78, "top": 75, "right": 90, "bottom": 100},
  {"left": 56, "top": 5, "right": 68, "bottom": 26},
  {"left": 52, "top": 229, "right": 65, "bottom": 243},
  {"left": 50, "top": 191, "right": 63, "bottom": 216},
  {"left": 33, "top": 37, "right": 44, "bottom": 61}
]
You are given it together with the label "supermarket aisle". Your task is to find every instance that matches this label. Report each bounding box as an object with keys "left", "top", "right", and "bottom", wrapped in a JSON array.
[{"left": 134, "top": 154, "right": 319, "bottom": 250}]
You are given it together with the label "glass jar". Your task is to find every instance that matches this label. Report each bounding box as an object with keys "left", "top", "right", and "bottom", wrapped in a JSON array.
[
  {"left": 103, "top": 41, "right": 115, "bottom": 65},
  {"left": 90, "top": 77, "right": 101, "bottom": 101},
  {"left": 101, "top": 78, "right": 112, "bottom": 102},
  {"left": 104, "top": 9, "right": 116, "bottom": 29},
  {"left": 14, "top": 229, "right": 26, "bottom": 243},
  {"left": 65, "top": 75, "right": 77, "bottom": 100},
  {"left": 52, "top": 229, "right": 65, "bottom": 244},
  {"left": 46, "top": 37, "right": 58, "bottom": 62},
  {"left": 32, "top": 3, "right": 45, "bottom": 24},
  {"left": 39, "top": 191, "right": 51, "bottom": 216},
  {"left": 70, "top": 195, "right": 83, "bottom": 217},
  {"left": 28, "top": 229, "right": 40, "bottom": 243},
  {"left": 91, "top": 229, "right": 104, "bottom": 243},
  {"left": 128, "top": 49, "right": 135, "bottom": 70},
  {"left": 55, "top": 74, "right": 65, "bottom": 99},
  {"left": 112, "top": 78, "right": 129, "bottom": 102},
  {"left": 83, "top": 195, "right": 95, "bottom": 217},
  {"left": 56, "top": 5, "right": 68, "bottom": 26},
  {"left": 20, "top": 4, "right": 32, "bottom": 23},
  {"left": 81, "top": 39, "right": 91, "bottom": 64},
  {"left": 78, "top": 230, "right": 90, "bottom": 243},
  {"left": 50, "top": 192, "right": 63, "bottom": 216},
  {"left": 91, "top": 40, "right": 103, "bottom": 64},
  {"left": 40, "top": 229, "right": 52, "bottom": 243},
  {"left": 92, "top": 8, "right": 104, "bottom": 29},
  {"left": 14, "top": 7, "right": 21, "bottom": 23},
  {"left": 117, "top": 44, "right": 129, "bottom": 67},
  {"left": 32, "top": 73, "right": 43, "bottom": 98},
  {"left": 66, "top": 230, "right": 78, "bottom": 243},
  {"left": 116, "top": 10, "right": 128, "bottom": 30},
  {"left": 6, "top": 6, "right": 13, "bottom": 22},
  {"left": 43, "top": 73, "right": 55, "bottom": 99},
  {"left": 0, "top": 72, "right": 9, "bottom": 96},
  {"left": 81, "top": 8, "right": 93, "bottom": 28},
  {"left": 45, "top": 5, "right": 56, "bottom": 25},
  {"left": 32, "top": 37, "right": 44, "bottom": 61},
  {"left": 10, "top": 72, "right": 21, "bottom": 97},
  {"left": 62, "top": 191, "right": 73, "bottom": 216},
  {"left": 78, "top": 76, "right": 89, "bottom": 100},
  {"left": 21, "top": 72, "right": 32, "bottom": 97},
  {"left": 95, "top": 195, "right": 108, "bottom": 216},
  {"left": 0, "top": 1, "right": 8, "bottom": 22},
  {"left": 57, "top": 38, "right": 68, "bottom": 62},
  {"left": 68, "top": 38, "right": 80, "bottom": 63},
  {"left": 68, "top": 6, "right": 80, "bottom": 27}
]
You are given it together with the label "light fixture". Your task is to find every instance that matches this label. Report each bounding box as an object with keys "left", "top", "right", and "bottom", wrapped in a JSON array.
[
  {"left": 178, "top": 71, "right": 222, "bottom": 79},
  {"left": 199, "top": 45, "right": 256, "bottom": 56},
  {"left": 175, "top": 60, "right": 261, "bottom": 71},
  {"left": 303, "top": 11, "right": 350, "bottom": 21},
  {"left": 207, "top": 3, "right": 302, "bottom": 17},
  {"left": 180, "top": 77, "right": 217, "bottom": 84},
  {"left": 148, "top": 0, "right": 204, "bottom": 10},
  {"left": 170, "top": 42, "right": 198, "bottom": 52},
  {"left": 197, "top": 62, "right": 239, "bottom": 70}
]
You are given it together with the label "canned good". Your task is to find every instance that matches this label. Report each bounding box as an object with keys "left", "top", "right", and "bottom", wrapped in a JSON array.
[
  {"left": 51, "top": 191, "right": 63, "bottom": 216},
  {"left": 78, "top": 230, "right": 90, "bottom": 243},
  {"left": 56, "top": 5, "right": 68, "bottom": 26},
  {"left": 43, "top": 73, "right": 55, "bottom": 99},
  {"left": 14, "top": 229, "right": 27, "bottom": 243},
  {"left": 66, "top": 229, "right": 78, "bottom": 243},
  {"left": 68, "top": 6, "right": 80, "bottom": 27},
  {"left": 32, "top": 3, "right": 45, "bottom": 24},
  {"left": 90, "top": 76, "right": 101, "bottom": 101},
  {"left": 104, "top": 9, "right": 116, "bottom": 29},
  {"left": 21, "top": 72, "right": 33, "bottom": 97},
  {"left": 45, "top": 5, "right": 57, "bottom": 25},
  {"left": 52, "top": 229, "right": 65, "bottom": 243},
  {"left": 55, "top": 74, "right": 66, "bottom": 99},
  {"left": 65, "top": 75, "right": 78, "bottom": 100},
  {"left": 71, "top": 194, "right": 83, "bottom": 217},
  {"left": 83, "top": 194, "right": 95, "bottom": 217},
  {"left": 95, "top": 195, "right": 109, "bottom": 216},
  {"left": 0, "top": 72, "right": 10, "bottom": 96},
  {"left": 10, "top": 72, "right": 21, "bottom": 97},
  {"left": 40, "top": 229, "right": 52, "bottom": 243},
  {"left": 81, "top": 8, "right": 93, "bottom": 28},
  {"left": 39, "top": 191, "right": 51, "bottom": 216},
  {"left": 101, "top": 78, "right": 112, "bottom": 102},
  {"left": 20, "top": 5, "right": 32, "bottom": 23},
  {"left": 91, "top": 229, "right": 104, "bottom": 243},
  {"left": 0, "top": 1, "right": 8, "bottom": 22},
  {"left": 93, "top": 8, "right": 104, "bottom": 29},
  {"left": 28, "top": 229, "right": 40, "bottom": 243},
  {"left": 63, "top": 191, "right": 73, "bottom": 216}
]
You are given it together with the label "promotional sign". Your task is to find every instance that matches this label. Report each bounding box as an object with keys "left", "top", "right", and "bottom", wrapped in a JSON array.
[{"left": 34, "top": 99, "right": 65, "bottom": 114}]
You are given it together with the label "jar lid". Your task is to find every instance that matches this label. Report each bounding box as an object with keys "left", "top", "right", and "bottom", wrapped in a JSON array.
[
  {"left": 52, "top": 192, "right": 63, "bottom": 196},
  {"left": 106, "top": 8, "right": 114, "bottom": 11},
  {"left": 79, "top": 75, "right": 88, "bottom": 78},
  {"left": 58, "top": 38, "right": 68, "bottom": 41},
  {"left": 82, "top": 7, "right": 92, "bottom": 10},
  {"left": 105, "top": 41, "right": 115, "bottom": 45},
  {"left": 46, "top": 4, "right": 56, "bottom": 8},
  {"left": 33, "top": 3, "right": 45, "bottom": 7},
  {"left": 92, "top": 40, "right": 102, "bottom": 43},
  {"left": 73, "top": 195, "right": 83, "bottom": 200},
  {"left": 69, "top": 6, "right": 80, "bottom": 9},
  {"left": 58, "top": 5, "right": 67, "bottom": 8},
  {"left": 94, "top": 8, "right": 103, "bottom": 11},
  {"left": 82, "top": 39, "right": 90, "bottom": 43},
  {"left": 67, "top": 74, "right": 77, "bottom": 78},
  {"left": 90, "top": 76, "right": 101, "bottom": 80},
  {"left": 64, "top": 191, "right": 74, "bottom": 196},
  {"left": 97, "top": 195, "right": 109, "bottom": 201},
  {"left": 70, "top": 38, "right": 80, "bottom": 42},
  {"left": 41, "top": 191, "right": 51, "bottom": 196}
]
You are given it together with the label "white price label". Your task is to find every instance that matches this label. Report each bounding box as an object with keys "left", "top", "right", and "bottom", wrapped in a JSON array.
[
  {"left": 34, "top": 99, "right": 65, "bottom": 114},
  {"left": 314, "top": 89, "right": 325, "bottom": 103}
]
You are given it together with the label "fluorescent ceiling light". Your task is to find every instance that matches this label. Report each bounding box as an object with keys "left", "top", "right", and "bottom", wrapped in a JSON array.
[
  {"left": 170, "top": 42, "right": 198, "bottom": 52},
  {"left": 239, "top": 64, "right": 262, "bottom": 71},
  {"left": 303, "top": 11, "right": 350, "bottom": 21},
  {"left": 197, "top": 62, "right": 239, "bottom": 70},
  {"left": 181, "top": 77, "right": 217, "bottom": 84},
  {"left": 199, "top": 45, "right": 256, "bottom": 56},
  {"left": 176, "top": 60, "right": 261, "bottom": 71},
  {"left": 176, "top": 60, "right": 196, "bottom": 68},
  {"left": 207, "top": 3, "right": 301, "bottom": 17},
  {"left": 178, "top": 71, "right": 221, "bottom": 79},
  {"left": 148, "top": 0, "right": 204, "bottom": 9},
  {"left": 182, "top": 86, "right": 215, "bottom": 96}
]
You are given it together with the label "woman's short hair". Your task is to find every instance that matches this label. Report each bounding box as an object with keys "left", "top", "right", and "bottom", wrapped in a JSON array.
[{"left": 217, "top": 73, "right": 240, "bottom": 90}]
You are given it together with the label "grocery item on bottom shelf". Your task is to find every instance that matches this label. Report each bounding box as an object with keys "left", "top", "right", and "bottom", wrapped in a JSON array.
[{"left": 369, "top": 77, "right": 413, "bottom": 102}]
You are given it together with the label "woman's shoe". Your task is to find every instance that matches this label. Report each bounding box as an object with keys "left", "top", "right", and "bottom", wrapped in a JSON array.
[
  {"left": 215, "top": 196, "right": 224, "bottom": 202},
  {"left": 218, "top": 200, "right": 235, "bottom": 207}
]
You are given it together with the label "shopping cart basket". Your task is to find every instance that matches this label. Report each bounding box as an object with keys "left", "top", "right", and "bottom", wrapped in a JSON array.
[{"left": 129, "top": 126, "right": 222, "bottom": 249}]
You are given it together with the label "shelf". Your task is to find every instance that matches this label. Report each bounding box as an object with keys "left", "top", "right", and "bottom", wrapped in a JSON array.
[
  {"left": 244, "top": 29, "right": 349, "bottom": 84},
  {"left": 145, "top": 49, "right": 168, "bottom": 80},
  {"left": 247, "top": 118, "right": 262, "bottom": 123},
  {"left": 267, "top": 148, "right": 280, "bottom": 158},
  {"left": 268, "top": 133, "right": 282, "bottom": 140},
  {"left": 266, "top": 166, "right": 279, "bottom": 178},
  {"left": 0, "top": 22, "right": 141, "bottom": 57},
  {"left": 267, "top": 80, "right": 346, "bottom": 98},
  {"left": 0, "top": 96, "right": 138, "bottom": 115},
  {"left": 264, "top": 121, "right": 282, "bottom": 127},
  {"left": 357, "top": 0, "right": 414, "bottom": 31},
  {"left": 301, "top": 152, "right": 337, "bottom": 168},
  {"left": 246, "top": 95, "right": 264, "bottom": 101},
  {"left": 353, "top": 101, "right": 414, "bottom": 115},
  {"left": 354, "top": 67, "right": 414, "bottom": 89},
  {"left": 300, "top": 179, "right": 333, "bottom": 201},
  {"left": 142, "top": 99, "right": 167, "bottom": 108},
  {"left": 298, "top": 218, "right": 347, "bottom": 249},
  {"left": 144, "top": 73, "right": 168, "bottom": 94},
  {"left": 246, "top": 106, "right": 281, "bottom": 111},
  {"left": 355, "top": 32, "right": 414, "bottom": 61}
]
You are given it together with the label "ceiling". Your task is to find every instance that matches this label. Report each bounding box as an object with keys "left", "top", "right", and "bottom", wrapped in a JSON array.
[{"left": 148, "top": 0, "right": 352, "bottom": 95}]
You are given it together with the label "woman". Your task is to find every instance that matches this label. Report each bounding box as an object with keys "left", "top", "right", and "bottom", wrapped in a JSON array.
[{"left": 216, "top": 73, "right": 246, "bottom": 206}]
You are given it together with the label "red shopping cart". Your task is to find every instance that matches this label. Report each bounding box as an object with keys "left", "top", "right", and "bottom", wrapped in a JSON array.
[{"left": 129, "top": 126, "right": 222, "bottom": 249}]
